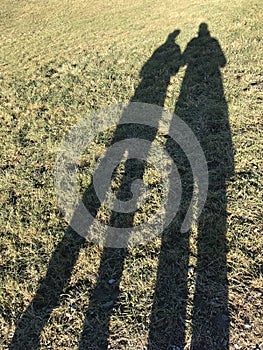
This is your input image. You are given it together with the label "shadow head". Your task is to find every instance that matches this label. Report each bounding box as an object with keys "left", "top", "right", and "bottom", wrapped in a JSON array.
[
  {"left": 198, "top": 23, "right": 210, "bottom": 37},
  {"left": 167, "top": 29, "right": 180, "bottom": 42}
]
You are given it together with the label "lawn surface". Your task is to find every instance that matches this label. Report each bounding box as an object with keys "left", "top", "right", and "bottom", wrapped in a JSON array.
[{"left": 0, "top": 0, "right": 262, "bottom": 349}]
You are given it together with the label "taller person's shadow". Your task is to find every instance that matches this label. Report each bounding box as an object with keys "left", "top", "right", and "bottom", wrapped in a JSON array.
[{"left": 148, "top": 23, "right": 234, "bottom": 349}]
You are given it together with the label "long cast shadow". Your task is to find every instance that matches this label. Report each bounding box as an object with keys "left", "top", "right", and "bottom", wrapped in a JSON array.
[
  {"left": 77, "top": 29, "right": 181, "bottom": 350},
  {"left": 147, "top": 23, "right": 234, "bottom": 349},
  {"left": 9, "top": 30, "right": 181, "bottom": 349}
]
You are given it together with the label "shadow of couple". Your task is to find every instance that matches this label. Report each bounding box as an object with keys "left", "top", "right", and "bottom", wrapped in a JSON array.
[{"left": 10, "top": 23, "right": 234, "bottom": 350}]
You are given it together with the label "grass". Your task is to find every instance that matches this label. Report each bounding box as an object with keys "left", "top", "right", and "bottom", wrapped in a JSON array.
[{"left": 0, "top": 0, "right": 262, "bottom": 349}]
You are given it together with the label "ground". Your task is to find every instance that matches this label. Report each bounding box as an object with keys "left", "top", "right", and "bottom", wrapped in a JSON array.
[{"left": 0, "top": 0, "right": 262, "bottom": 349}]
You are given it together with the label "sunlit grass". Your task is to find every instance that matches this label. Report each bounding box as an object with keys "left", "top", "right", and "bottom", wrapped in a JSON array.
[{"left": 0, "top": 0, "right": 262, "bottom": 349}]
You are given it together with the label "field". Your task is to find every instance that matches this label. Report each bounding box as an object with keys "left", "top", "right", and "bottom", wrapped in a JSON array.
[{"left": 0, "top": 0, "right": 262, "bottom": 349}]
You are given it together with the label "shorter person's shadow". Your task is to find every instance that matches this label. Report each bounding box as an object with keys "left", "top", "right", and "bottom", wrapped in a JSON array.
[{"left": 9, "top": 30, "right": 182, "bottom": 350}]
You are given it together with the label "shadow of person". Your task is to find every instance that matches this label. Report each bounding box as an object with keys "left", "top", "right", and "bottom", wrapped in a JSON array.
[
  {"left": 9, "top": 30, "right": 181, "bottom": 349},
  {"left": 77, "top": 29, "right": 181, "bottom": 350},
  {"left": 147, "top": 23, "right": 234, "bottom": 349}
]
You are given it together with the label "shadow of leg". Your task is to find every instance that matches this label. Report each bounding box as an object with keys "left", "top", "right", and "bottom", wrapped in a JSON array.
[
  {"left": 147, "top": 139, "right": 193, "bottom": 350},
  {"left": 147, "top": 228, "right": 190, "bottom": 350},
  {"left": 9, "top": 229, "right": 85, "bottom": 350},
  {"left": 78, "top": 247, "right": 128, "bottom": 350},
  {"left": 191, "top": 190, "right": 229, "bottom": 349}
]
